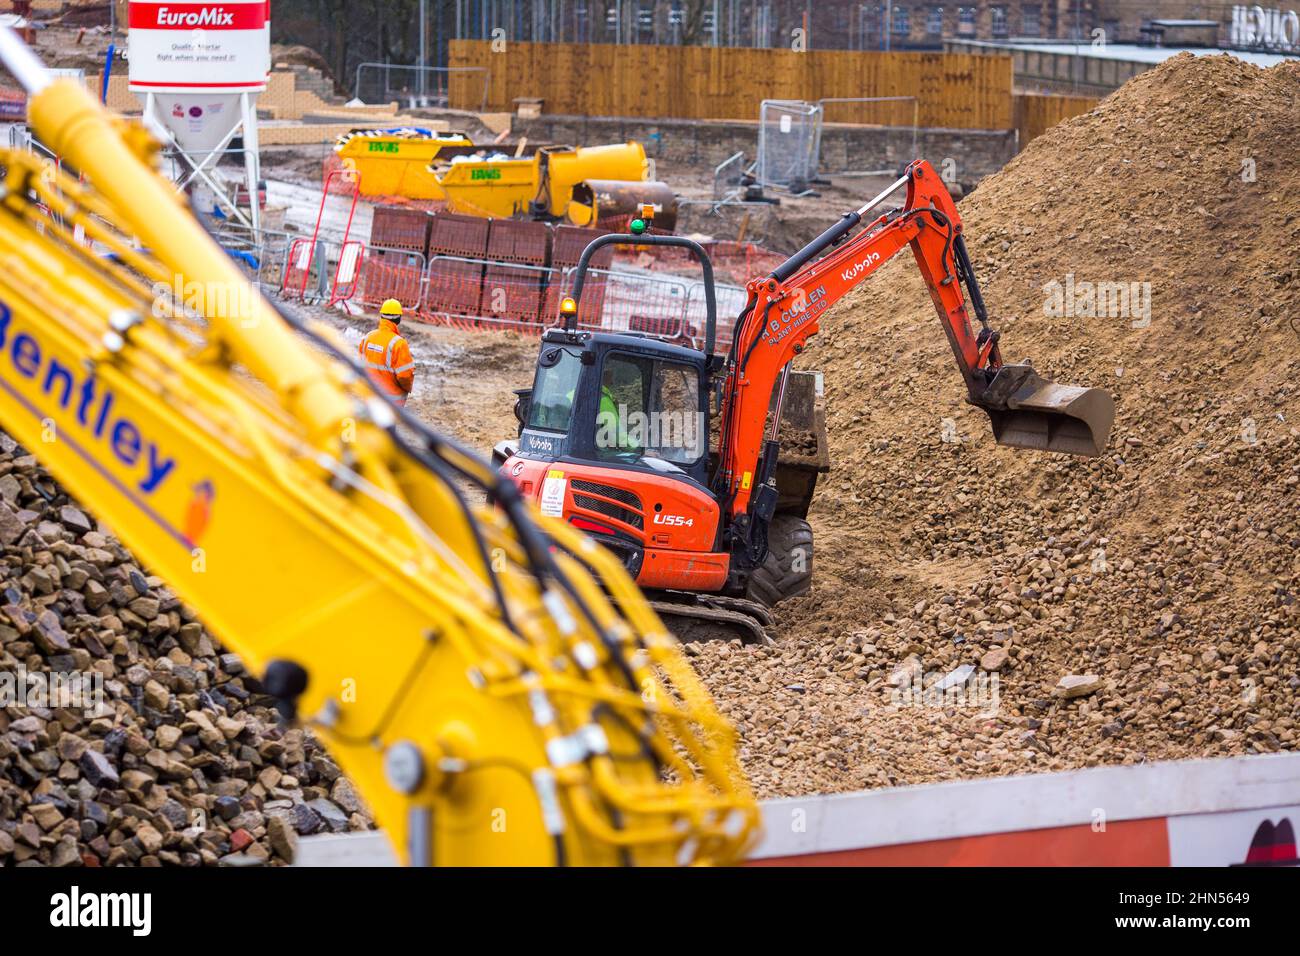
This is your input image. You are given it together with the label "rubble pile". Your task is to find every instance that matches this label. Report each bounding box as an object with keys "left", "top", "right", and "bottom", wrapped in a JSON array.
[{"left": 0, "top": 434, "right": 371, "bottom": 866}]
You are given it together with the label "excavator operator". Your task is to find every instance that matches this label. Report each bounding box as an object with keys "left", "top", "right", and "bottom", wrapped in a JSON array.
[
  {"left": 359, "top": 298, "right": 416, "bottom": 406},
  {"left": 595, "top": 364, "right": 641, "bottom": 456}
]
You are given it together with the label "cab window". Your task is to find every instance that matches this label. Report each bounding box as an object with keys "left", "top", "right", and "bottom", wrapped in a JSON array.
[
  {"left": 596, "top": 353, "right": 703, "bottom": 466},
  {"left": 527, "top": 346, "right": 583, "bottom": 432}
]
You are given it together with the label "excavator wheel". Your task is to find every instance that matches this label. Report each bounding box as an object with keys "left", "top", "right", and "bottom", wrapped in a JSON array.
[{"left": 745, "top": 514, "right": 814, "bottom": 608}]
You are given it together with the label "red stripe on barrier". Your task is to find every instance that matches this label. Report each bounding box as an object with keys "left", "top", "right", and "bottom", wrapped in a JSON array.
[{"left": 750, "top": 817, "right": 1170, "bottom": 867}]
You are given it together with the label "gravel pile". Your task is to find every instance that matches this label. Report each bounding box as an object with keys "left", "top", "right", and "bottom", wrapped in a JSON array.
[
  {"left": 0, "top": 433, "right": 372, "bottom": 866},
  {"left": 691, "top": 53, "right": 1300, "bottom": 797}
]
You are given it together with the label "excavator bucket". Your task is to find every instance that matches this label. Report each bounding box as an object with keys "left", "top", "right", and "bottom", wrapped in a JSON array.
[{"left": 975, "top": 364, "right": 1114, "bottom": 458}]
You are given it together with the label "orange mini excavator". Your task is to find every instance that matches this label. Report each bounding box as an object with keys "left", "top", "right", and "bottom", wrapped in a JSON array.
[{"left": 497, "top": 160, "right": 1114, "bottom": 641}]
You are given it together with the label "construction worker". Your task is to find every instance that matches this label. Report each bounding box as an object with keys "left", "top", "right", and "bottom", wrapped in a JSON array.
[
  {"left": 595, "top": 365, "right": 641, "bottom": 454},
  {"left": 557, "top": 295, "right": 637, "bottom": 452},
  {"left": 359, "top": 299, "right": 415, "bottom": 406},
  {"left": 562, "top": 373, "right": 625, "bottom": 448}
]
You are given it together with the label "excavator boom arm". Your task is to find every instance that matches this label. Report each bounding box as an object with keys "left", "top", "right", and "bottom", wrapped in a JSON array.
[{"left": 717, "top": 160, "right": 1112, "bottom": 526}]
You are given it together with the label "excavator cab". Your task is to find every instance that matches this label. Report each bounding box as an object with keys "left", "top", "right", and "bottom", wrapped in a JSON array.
[
  {"left": 499, "top": 221, "right": 725, "bottom": 489},
  {"left": 494, "top": 224, "right": 833, "bottom": 642},
  {"left": 513, "top": 328, "right": 712, "bottom": 488}
]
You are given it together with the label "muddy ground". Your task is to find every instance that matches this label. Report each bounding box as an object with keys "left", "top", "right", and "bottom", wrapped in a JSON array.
[{"left": 327, "top": 309, "right": 537, "bottom": 447}]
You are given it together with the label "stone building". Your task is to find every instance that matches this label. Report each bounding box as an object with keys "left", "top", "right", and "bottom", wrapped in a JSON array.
[
  {"left": 483, "top": 1, "right": 1245, "bottom": 49},
  {"left": 540, "top": 0, "right": 1098, "bottom": 46},
  {"left": 843, "top": 1, "right": 1095, "bottom": 48}
]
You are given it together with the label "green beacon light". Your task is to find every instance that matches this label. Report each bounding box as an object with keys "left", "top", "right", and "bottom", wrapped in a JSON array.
[{"left": 629, "top": 203, "right": 655, "bottom": 236}]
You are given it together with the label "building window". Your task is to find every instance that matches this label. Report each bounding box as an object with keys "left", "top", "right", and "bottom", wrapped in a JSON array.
[
  {"left": 957, "top": 6, "right": 976, "bottom": 35},
  {"left": 927, "top": 5, "right": 944, "bottom": 35},
  {"left": 669, "top": 1, "right": 687, "bottom": 43},
  {"left": 991, "top": 5, "right": 1008, "bottom": 36},
  {"left": 893, "top": 6, "right": 911, "bottom": 35},
  {"left": 635, "top": 1, "right": 655, "bottom": 40},
  {"left": 1065, "top": 1, "right": 1087, "bottom": 40},
  {"left": 573, "top": 2, "right": 591, "bottom": 43},
  {"left": 1021, "top": 3, "right": 1040, "bottom": 36},
  {"left": 854, "top": 5, "right": 874, "bottom": 46}
]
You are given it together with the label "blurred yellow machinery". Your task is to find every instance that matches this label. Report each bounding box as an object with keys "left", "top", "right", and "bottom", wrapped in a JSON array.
[
  {"left": 336, "top": 128, "right": 677, "bottom": 228},
  {"left": 0, "top": 29, "right": 756, "bottom": 866}
]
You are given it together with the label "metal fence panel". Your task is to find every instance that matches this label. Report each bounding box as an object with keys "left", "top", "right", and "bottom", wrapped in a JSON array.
[
  {"left": 421, "top": 255, "right": 553, "bottom": 334},
  {"left": 353, "top": 63, "right": 490, "bottom": 111},
  {"left": 551, "top": 267, "right": 693, "bottom": 343},
  {"left": 757, "top": 100, "right": 823, "bottom": 190},
  {"left": 688, "top": 279, "right": 748, "bottom": 353},
  {"left": 281, "top": 237, "right": 330, "bottom": 303},
  {"left": 314, "top": 244, "right": 750, "bottom": 354},
  {"left": 356, "top": 247, "right": 428, "bottom": 312},
  {"left": 817, "top": 96, "right": 919, "bottom": 175}
]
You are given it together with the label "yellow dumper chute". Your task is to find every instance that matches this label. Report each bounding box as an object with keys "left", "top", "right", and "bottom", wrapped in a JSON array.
[
  {"left": 333, "top": 128, "right": 475, "bottom": 200},
  {"left": 435, "top": 141, "right": 652, "bottom": 223}
]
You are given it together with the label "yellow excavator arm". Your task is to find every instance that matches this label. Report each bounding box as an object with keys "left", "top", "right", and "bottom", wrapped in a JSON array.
[{"left": 0, "top": 31, "right": 757, "bottom": 866}]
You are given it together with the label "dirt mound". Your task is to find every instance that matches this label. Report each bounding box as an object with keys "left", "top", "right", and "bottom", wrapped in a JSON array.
[
  {"left": 30, "top": 24, "right": 114, "bottom": 74},
  {"left": 272, "top": 43, "right": 337, "bottom": 82},
  {"left": 692, "top": 53, "right": 1300, "bottom": 797}
]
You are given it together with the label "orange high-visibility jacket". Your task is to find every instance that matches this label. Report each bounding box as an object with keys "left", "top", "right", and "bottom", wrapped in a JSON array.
[{"left": 358, "top": 318, "right": 415, "bottom": 402}]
